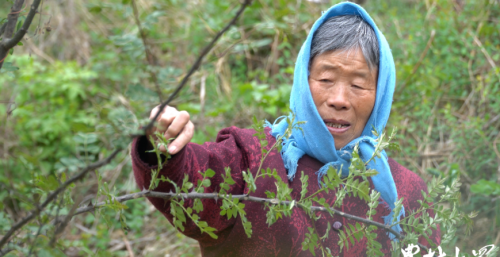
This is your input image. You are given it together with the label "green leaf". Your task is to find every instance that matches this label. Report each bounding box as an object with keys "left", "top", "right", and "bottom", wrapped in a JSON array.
[
  {"left": 470, "top": 179, "right": 500, "bottom": 196},
  {"left": 387, "top": 142, "right": 401, "bottom": 152},
  {"left": 193, "top": 199, "right": 203, "bottom": 213},
  {"left": 205, "top": 169, "right": 216, "bottom": 178},
  {"left": 89, "top": 6, "right": 102, "bottom": 13},
  {"left": 202, "top": 179, "right": 211, "bottom": 187},
  {"left": 15, "top": 19, "right": 23, "bottom": 33},
  {"left": 1, "top": 62, "right": 19, "bottom": 72}
]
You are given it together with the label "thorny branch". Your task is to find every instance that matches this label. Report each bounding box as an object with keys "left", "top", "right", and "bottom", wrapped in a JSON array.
[
  {"left": 0, "top": 0, "right": 252, "bottom": 251},
  {"left": 69, "top": 190, "right": 429, "bottom": 252},
  {"left": 0, "top": 0, "right": 42, "bottom": 70}
]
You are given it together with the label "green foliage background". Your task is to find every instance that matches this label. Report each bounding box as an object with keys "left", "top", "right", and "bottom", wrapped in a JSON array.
[{"left": 0, "top": 0, "right": 499, "bottom": 255}]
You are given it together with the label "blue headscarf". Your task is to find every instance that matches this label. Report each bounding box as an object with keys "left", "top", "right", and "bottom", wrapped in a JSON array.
[{"left": 266, "top": 2, "right": 404, "bottom": 239}]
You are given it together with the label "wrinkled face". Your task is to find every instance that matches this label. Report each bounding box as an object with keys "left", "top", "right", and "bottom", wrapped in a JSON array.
[{"left": 308, "top": 48, "right": 378, "bottom": 150}]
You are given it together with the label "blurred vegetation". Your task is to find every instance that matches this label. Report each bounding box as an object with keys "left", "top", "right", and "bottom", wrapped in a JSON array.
[{"left": 0, "top": 0, "right": 499, "bottom": 255}]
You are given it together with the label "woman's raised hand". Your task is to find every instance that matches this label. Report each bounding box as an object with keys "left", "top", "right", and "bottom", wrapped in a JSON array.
[{"left": 148, "top": 105, "right": 194, "bottom": 155}]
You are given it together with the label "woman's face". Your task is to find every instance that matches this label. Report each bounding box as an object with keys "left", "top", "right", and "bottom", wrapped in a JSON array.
[{"left": 308, "top": 48, "right": 378, "bottom": 150}]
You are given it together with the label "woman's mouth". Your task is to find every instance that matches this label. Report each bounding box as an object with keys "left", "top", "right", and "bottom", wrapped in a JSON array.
[
  {"left": 325, "top": 122, "right": 350, "bottom": 128},
  {"left": 324, "top": 120, "right": 351, "bottom": 133}
]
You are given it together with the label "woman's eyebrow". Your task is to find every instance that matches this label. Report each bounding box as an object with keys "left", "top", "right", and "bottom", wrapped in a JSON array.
[{"left": 318, "top": 64, "right": 370, "bottom": 78}]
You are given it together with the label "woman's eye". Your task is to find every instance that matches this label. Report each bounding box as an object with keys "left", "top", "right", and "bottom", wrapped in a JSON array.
[
  {"left": 320, "top": 79, "right": 331, "bottom": 83},
  {"left": 352, "top": 85, "right": 363, "bottom": 89}
]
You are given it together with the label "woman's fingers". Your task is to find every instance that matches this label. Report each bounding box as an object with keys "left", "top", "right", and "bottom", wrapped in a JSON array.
[
  {"left": 149, "top": 106, "right": 175, "bottom": 134},
  {"left": 149, "top": 106, "right": 169, "bottom": 137},
  {"left": 148, "top": 105, "right": 194, "bottom": 154},
  {"left": 157, "top": 111, "right": 177, "bottom": 135},
  {"left": 167, "top": 121, "right": 195, "bottom": 154},
  {"left": 164, "top": 111, "right": 190, "bottom": 139}
]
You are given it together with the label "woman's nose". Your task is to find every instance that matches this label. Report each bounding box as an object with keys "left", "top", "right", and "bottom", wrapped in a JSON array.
[{"left": 326, "top": 84, "right": 351, "bottom": 110}]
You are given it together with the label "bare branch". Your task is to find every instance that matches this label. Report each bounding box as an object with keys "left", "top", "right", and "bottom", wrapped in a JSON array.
[
  {"left": 139, "top": 0, "right": 253, "bottom": 135},
  {"left": 0, "top": 148, "right": 122, "bottom": 249},
  {"left": 0, "top": 0, "right": 42, "bottom": 70}
]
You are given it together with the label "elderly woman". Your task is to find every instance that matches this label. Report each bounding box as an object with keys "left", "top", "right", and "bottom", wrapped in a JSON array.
[{"left": 131, "top": 2, "right": 440, "bottom": 256}]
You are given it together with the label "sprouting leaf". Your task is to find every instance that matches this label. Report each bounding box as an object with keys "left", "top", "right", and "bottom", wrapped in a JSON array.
[{"left": 204, "top": 169, "right": 216, "bottom": 178}]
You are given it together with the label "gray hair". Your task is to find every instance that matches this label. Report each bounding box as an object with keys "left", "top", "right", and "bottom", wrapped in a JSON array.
[{"left": 310, "top": 15, "right": 379, "bottom": 70}]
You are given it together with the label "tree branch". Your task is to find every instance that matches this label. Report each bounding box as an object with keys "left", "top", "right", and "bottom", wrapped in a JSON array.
[
  {"left": 69, "top": 190, "right": 429, "bottom": 251},
  {"left": 0, "top": 23, "right": 7, "bottom": 37},
  {"left": 4, "top": 0, "right": 39, "bottom": 49},
  {"left": 0, "top": 248, "right": 13, "bottom": 257},
  {"left": 0, "top": 149, "right": 122, "bottom": 249},
  {"left": 0, "top": 0, "right": 42, "bottom": 70},
  {"left": 139, "top": 0, "right": 253, "bottom": 135},
  {"left": 2, "top": 0, "right": 25, "bottom": 42}
]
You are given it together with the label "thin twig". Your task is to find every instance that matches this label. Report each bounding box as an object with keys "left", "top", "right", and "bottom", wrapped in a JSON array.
[
  {"left": 27, "top": 192, "right": 61, "bottom": 257},
  {"left": 9, "top": 0, "right": 29, "bottom": 15},
  {"left": 399, "top": 29, "right": 436, "bottom": 92},
  {"left": 49, "top": 193, "right": 85, "bottom": 246},
  {"left": 27, "top": 214, "right": 45, "bottom": 256},
  {"left": 130, "top": 0, "right": 163, "bottom": 102},
  {"left": 121, "top": 231, "right": 135, "bottom": 257},
  {"left": 470, "top": 31, "right": 500, "bottom": 83},
  {"left": 0, "top": 149, "right": 122, "bottom": 249},
  {"left": 493, "top": 133, "right": 500, "bottom": 161},
  {"left": 139, "top": 0, "right": 253, "bottom": 135}
]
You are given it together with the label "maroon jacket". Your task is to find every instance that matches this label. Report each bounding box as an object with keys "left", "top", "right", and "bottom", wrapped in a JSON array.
[{"left": 132, "top": 127, "right": 440, "bottom": 256}]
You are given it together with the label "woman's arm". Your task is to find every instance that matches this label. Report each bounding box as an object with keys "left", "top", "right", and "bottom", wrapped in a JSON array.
[{"left": 131, "top": 106, "right": 250, "bottom": 246}]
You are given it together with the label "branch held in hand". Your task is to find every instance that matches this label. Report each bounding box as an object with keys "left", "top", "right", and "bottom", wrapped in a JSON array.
[{"left": 140, "top": 0, "right": 253, "bottom": 135}]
